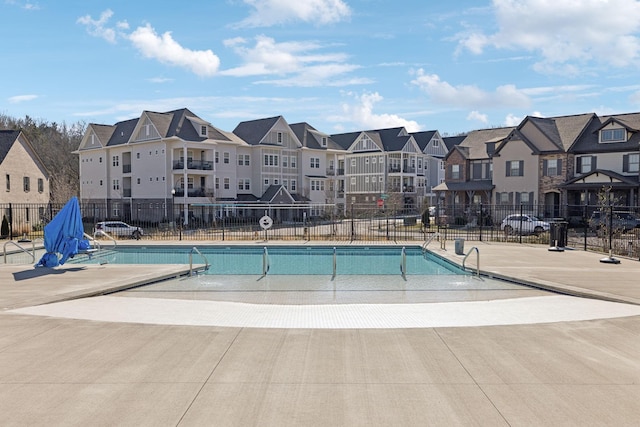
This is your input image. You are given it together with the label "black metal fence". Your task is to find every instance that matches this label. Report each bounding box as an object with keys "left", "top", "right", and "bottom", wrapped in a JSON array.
[{"left": 1, "top": 202, "right": 639, "bottom": 259}]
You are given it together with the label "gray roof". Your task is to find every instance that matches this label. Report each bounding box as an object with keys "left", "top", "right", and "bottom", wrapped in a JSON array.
[
  {"left": 233, "top": 116, "right": 281, "bottom": 145},
  {"left": 330, "top": 127, "right": 412, "bottom": 153},
  {"left": 561, "top": 169, "right": 640, "bottom": 189},
  {"left": 289, "top": 122, "right": 343, "bottom": 151},
  {"left": 96, "top": 108, "right": 231, "bottom": 147},
  {"left": 410, "top": 130, "right": 437, "bottom": 151},
  {"left": 0, "top": 130, "right": 20, "bottom": 163},
  {"left": 571, "top": 112, "right": 640, "bottom": 154}
]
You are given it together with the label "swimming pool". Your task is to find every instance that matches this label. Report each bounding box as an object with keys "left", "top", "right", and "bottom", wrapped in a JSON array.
[{"left": 70, "top": 245, "right": 466, "bottom": 276}]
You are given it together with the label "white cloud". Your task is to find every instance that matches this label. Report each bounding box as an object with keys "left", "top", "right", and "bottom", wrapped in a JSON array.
[
  {"left": 128, "top": 24, "right": 220, "bottom": 77},
  {"left": 410, "top": 69, "right": 530, "bottom": 108},
  {"left": 467, "top": 110, "right": 488, "bottom": 124},
  {"left": 236, "top": 0, "right": 351, "bottom": 27},
  {"left": 337, "top": 92, "right": 422, "bottom": 132},
  {"left": 77, "top": 9, "right": 122, "bottom": 44},
  {"left": 8, "top": 94, "right": 38, "bottom": 103},
  {"left": 458, "top": 0, "right": 640, "bottom": 73},
  {"left": 78, "top": 11, "right": 218, "bottom": 77},
  {"left": 221, "top": 35, "right": 361, "bottom": 86}
]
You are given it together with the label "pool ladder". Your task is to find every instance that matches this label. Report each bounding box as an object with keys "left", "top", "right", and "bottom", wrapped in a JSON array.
[
  {"left": 462, "top": 246, "right": 480, "bottom": 276},
  {"left": 189, "top": 247, "right": 210, "bottom": 276}
]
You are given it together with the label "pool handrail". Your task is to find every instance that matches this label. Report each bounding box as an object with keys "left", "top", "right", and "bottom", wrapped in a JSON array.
[
  {"left": 332, "top": 246, "right": 337, "bottom": 280},
  {"left": 3, "top": 239, "right": 37, "bottom": 264},
  {"left": 189, "top": 246, "right": 210, "bottom": 275},
  {"left": 462, "top": 246, "right": 480, "bottom": 276},
  {"left": 92, "top": 230, "right": 118, "bottom": 249},
  {"left": 422, "top": 232, "right": 445, "bottom": 251},
  {"left": 262, "top": 247, "right": 270, "bottom": 276},
  {"left": 400, "top": 246, "right": 407, "bottom": 279}
]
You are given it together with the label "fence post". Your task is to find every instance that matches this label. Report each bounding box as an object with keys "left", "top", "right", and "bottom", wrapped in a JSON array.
[
  {"left": 519, "top": 203, "right": 523, "bottom": 244},
  {"left": 479, "top": 203, "right": 483, "bottom": 242},
  {"left": 350, "top": 204, "right": 355, "bottom": 241},
  {"left": 8, "top": 203, "right": 13, "bottom": 240}
]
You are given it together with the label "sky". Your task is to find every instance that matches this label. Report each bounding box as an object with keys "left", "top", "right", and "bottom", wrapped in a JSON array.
[{"left": 3, "top": 0, "right": 640, "bottom": 136}]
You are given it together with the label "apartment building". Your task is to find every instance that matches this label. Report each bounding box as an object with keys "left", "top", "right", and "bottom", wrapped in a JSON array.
[{"left": 77, "top": 109, "right": 441, "bottom": 223}]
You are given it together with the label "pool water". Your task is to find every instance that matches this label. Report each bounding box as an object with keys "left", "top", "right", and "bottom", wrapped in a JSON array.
[{"left": 70, "top": 245, "right": 465, "bottom": 276}]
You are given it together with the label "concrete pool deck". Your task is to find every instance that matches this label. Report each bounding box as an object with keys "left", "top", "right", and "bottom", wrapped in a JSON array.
[{"left": 1, "top": 241, "right": 640, "bottom": 425}]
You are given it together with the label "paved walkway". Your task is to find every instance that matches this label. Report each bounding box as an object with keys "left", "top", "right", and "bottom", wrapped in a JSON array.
[{"left": 1, "top": 241, "right": 640, "bottom": 426}]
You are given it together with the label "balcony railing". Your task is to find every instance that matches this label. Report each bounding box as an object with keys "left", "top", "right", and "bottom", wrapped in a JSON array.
[
  {"left": 403, "top": 167, "right": 416, "bottom": 173},
  {"left": 388, "top": 166, "right": 401, "bottom": 173},
  {"left": 122, "top": 164, "right": 131, "bottom": 173},
  {"left": 123, "top": 188, "right": 132, "bottom": 197},
  {"left": 173, "top": 160, "right": 214, "bottom": 170},
  {"left": 172, "top": 188, "right": 215, "bottom": 198}
]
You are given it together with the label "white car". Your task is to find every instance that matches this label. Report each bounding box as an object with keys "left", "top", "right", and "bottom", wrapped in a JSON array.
[
  {"left": 94, "top": 221, "right": 143, "bottom": 239},
  {"left": 501, "top": 214, "right": 549, "bottom": 235}
]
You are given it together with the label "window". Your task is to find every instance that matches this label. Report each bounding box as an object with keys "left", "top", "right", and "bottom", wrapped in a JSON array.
[
  {"left": 351, "top": 159, "right": 356, "bottom": 167},
  {"left": 99, "top": 180, "right": 103, "bottom": 186},
  {"left": 23, "top": 177, "right": 30, "bottom": 192},
  {"left": 137, "top": 178, "right": 141, "bottom": 184},
  {"left": 282, "top": 156, "right": 288, "bottom": 168},
  {"left": 291, "top": 180, "right": 296, "bottom": 191},
  {"left": 112, "top": 155, "right": 119, "bottom": 166},
  {"left": 223, "top": 178, "right": 230, "bottom": 190},
  {"left": 6, "top": 174, "right": 9, "bottom": 191},
  {"left": 433, "top": 139, "right": 440, "bottom": 147},
  {"left": 310, "top": 157, "right": 319, "bottom": 168},
  {"left": 601, "top": 128, "right": 625, "bottom": 143},
  {"left": 223, "top": 152, "right": 229, "bottom": 164},
  {"left": 506, "top": 160, "right": 524, "bottom": 177},
  {"left": 350, "top": 177, "right": 356, "bottom": 186},
  {"left": 113, "top": 179, "right": 120, "bottom": 190},
  {"left": 623, "top": 153, "right": 640, "bottom": 173},
  {"left": 543, "top": 159, "right": 562, "bottom": 176},
  {"left": 136, "top": 152, "right": 140, "bottom": 159},
  {"left": 238, "top": 155, "right": 243, "bottom": 166},
  {"left": 576, "top": 156, "right": 596, "bottom": 174},
  {"left": 99, "top": 157, "right": 102, "bottom": 163},
  {"left": 277, "top": 132, "right": 283, "bottom": 144},
  {"left": 264, "top": 179, "right": 269, "bottom": 186},
  {"left": 451, "top": 164, "right": 460, "bottom": 179},
  {"left": 321, "top": 137, "right": 327, "bottom": 147},
  {"left": 38, "top": 178, "right": 44, "bottom": 193},
  {"left": 215, "top": 152, "right": 219, "bottom": 163},
  {"left": 200, "top": 125, "right": 207, "bottom": 137},
  {"left": 215, "top": 177, "right": 219, "bottom": 190},
  {"left": 290, "top": 156, "right": 296, "bottom": 168}
]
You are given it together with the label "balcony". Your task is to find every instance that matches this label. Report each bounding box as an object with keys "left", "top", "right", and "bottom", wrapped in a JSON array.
[
  {"left": 173, "top": 160, "right": 214, "bottom": 170},
  {"left": 122, "top": 164, "right": 131, "bottom": 173},
  {"left": 172, "top": 188, "right": 215, "bottom": 198},
  {"left": 123, "top": 188, "right": 132, "bottom": 197},
  {"left": 388, "top": 166, "right": 401, "bottom": 173},
  {"left": 403, "top": 167, "right": 416, "bottom": 174},
  {"left": 326, "top": 168, "right": 335, "bottom": 176}
]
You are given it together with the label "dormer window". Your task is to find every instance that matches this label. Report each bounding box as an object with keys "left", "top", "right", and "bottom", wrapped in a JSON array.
[
  {"left": 200, "top": 125, "right": 207, "bottom": 137},
  {"left": 277, "top": 132, "right": 283, "bottom": 144},
  {"left": 321, "top": 137, "right": 327, "bottom": 147},
  {"left": 600, "top": 128, "right": 625, "bottom": 143}
]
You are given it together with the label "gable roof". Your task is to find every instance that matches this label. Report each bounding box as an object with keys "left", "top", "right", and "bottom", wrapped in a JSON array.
[
  {"left": 289, "top": 122, "right": 343, "bottom": 151},
  {"left": 0, "top": 129, "right": 49, "bottom": 177},
  {"left": 410, "top": 130, "right": 437, "bottom": 150},
  {"left": 0, "top": 130, "right": 20, "bottom": 163},
  {"left": 233, "top": 116, "right": 281, "bottom": 145},
  {"left": 447, "top": 127, "right": 514, "bottom": 160},
  {"left": 571, "top": 112, "right": 640, "bottom": 154},
  {"left": 561, "top": 169, "right": 640, "bottom": 189},
  {"left": 522, "top": 113, "right": 595, "bottom": 152},
  {"left": 330, "top": 127, "right": 416, "bottom": 153}
]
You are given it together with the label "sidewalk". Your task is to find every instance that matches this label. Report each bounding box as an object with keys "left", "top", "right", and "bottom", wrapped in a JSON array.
[{"left": 1, "top": 242, "right": 639, "bottom": 426}]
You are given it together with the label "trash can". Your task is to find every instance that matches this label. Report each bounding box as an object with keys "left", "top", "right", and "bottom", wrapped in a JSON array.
[
  {"left": 549, "top": 221, "right": 567, "bottom": 248},
  {"left": 454, "top": 238, "right": 465, "bottom": 255}
]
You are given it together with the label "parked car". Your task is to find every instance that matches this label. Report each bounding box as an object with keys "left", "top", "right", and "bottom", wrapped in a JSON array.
[
  {"left": 94, "top": 221, "right": 143, "bottom": 239},
  {"left": 501, "top": 214, "right": 550, "bottom": 235},
  {"left": 589, "top": 211, "right": 640, "bottom": 233}
]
